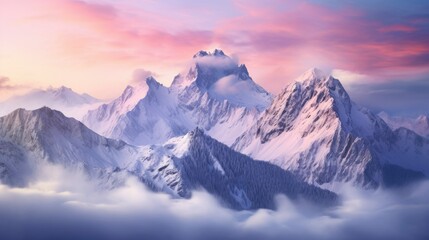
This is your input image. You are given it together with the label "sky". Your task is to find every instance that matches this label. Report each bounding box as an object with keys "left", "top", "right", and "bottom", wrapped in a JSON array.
[{"left": 1, "top": 0, "right": 429, "bottom": 115}]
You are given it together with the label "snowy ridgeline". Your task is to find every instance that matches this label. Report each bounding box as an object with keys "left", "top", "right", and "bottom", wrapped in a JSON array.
[
  {"left": 82, "top": 50, "right": 271, "bottom": 146},
  {"left": 0, "top": 107, "right": 336, "bottom": 210},
  {"left": 233, "top": 68, "right": 429, "bottom": 189},
  {"left": 0, "top": 86, "right": 102, "bottom": 119},
  {"left": 0, "top": 50, "right": 428, "bottom": 209},
  {"left": 379, "top": 112, "right": 429, "bottom": 138}
]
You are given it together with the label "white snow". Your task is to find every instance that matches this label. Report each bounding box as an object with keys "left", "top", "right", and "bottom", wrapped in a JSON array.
[
  {"left": 163, "top": 134, "right": 192, "bottom": 158},
  {"left": 379, "top": 112, "right": 429, "bottom": 138},
  {"left": 209, "top": 74, "right": 272, "bottom": 110},
  {"left": 0, "top": 86, "right": 103, "bottom": 119},
  {"left": 2, "top": 55, "right": 427, "bottom": 194},
  {"left": 295, "top": 68, "right": 327, "bottom": 83},
  {"left": 233, "top": 68, "right": 429, "bottom": 187},
  {"left": 82, "top": 79, "right": 150, "bottom": 137},
  {"left": 83, "top": 50, "right": 272, "bottom": 147}
]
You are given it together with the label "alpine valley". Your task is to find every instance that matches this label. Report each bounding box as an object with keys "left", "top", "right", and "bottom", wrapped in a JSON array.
[{"left": 0, "top": 50, "right": 428, "bottom": 210}]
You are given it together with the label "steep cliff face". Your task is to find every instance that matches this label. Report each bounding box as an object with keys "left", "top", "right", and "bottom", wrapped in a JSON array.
[
  {"left": 82, "top": 77, "right": 151, "bottom": 137},
  {"left": 83, "top": 50, "right": 272, "bottom": 146},
  {"left": 0, "top": 107, "right": 336, "bottom": 210},
  {"left": 109, "top": 77, "right": 192, "bottom": 145},
  {"left": 130, "top": 128, "right": 337, "bottom": 209},
  {"left": 0, "top": 107, "right": 139, "bottom": 175},
  {"left": 170, "top": 50, "right": 271, "bottom": 145},
  {"left": 233, "top": 69, "right": 427, "bottom": 188}
]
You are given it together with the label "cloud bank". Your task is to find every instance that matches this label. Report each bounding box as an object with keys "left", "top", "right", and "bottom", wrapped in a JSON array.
[
  {"left": 343, "top": 77, "right": 429, "bottom": 116},
  {"left": 0, "top": 164, "right": 428, "bottom": 240}
]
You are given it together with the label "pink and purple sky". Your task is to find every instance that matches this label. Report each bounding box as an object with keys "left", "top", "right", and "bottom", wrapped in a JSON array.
[{"left": 1, "top": 0, "right": 428, "bottom": 115}]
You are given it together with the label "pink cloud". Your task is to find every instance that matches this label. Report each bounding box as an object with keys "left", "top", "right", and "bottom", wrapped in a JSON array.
[
  {"left": 2, "top": 0, "right": 429, "bottom": 96},
  {"left": 210, "top": 1, "right": 429, "bottom": 91},
  {"left": 379, "top": 24, "right": 417, "bottom": 33},
  {"left": 15, "top": 0, "right": 213, "bottom": 70},
  {"left": 22, "top": 0, "right": 429, "bottom": 80}
]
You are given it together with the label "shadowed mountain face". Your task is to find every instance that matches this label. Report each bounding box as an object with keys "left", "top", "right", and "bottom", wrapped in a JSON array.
[
  {"left": 0, "top": 107, "right": 337, "bottom": 210},
  {"left": 83, "top": 50, "right": 272, "bottom": 146},
  {"left": 233, "top": 68, "right": 428, "bottom": 189},
  {"left": 177, "top": 128, "right": 337, "bottom": 209},
  {"left": 1, "top": 50, "right": 427, "bottom": 212},
  {"left": 0, "top": 107, "right": 139, "bottom": 187}
]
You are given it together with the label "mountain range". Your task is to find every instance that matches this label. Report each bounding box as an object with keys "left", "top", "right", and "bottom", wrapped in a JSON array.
[
  {"left": 0, "top": 86, "right": 102, "bottom": 119},
  {"left": 379, "top": 112, "right": 429, "bottom": 138},
  {"left": 0, "top": 107, "right": 336, "bottom": 209},
  {"left": 0, "top": 49, "right": 428, "bottom": 209},
  {"left": 83, "top": 50, "right": 271, "bottom": 146}
]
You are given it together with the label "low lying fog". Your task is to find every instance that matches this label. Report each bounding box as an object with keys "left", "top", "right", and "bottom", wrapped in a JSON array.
[{"left": 0, "top": 164, "right": 428, "bottom": 240}]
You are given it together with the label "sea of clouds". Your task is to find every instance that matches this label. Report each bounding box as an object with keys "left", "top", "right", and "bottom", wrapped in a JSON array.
[{"left": 0, "top": 164, "right": 428, "bottom": 240}]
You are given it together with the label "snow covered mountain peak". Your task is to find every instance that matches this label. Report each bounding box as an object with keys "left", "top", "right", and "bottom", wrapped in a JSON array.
[
  {"left": 233, "top": 68, "right": 429, "bottom": 188},
  {"left": 296, "top": 67, "right": 328, "bottom": 83},
  {"left": 237, "top": 64, "right": 250, "bottom": 79},
  {"left": 44, "top": 86, "right": 99, "bottom": 105},
  {"left": 48, "top": 85, "right": 72, "bottom": 94},
  {"left": 166, "top": 128, "right": 204, "bottom": 150},
  {"left": 0, "top": 86, "right": 102, "bottom": 119},
  {"left": 83, "top": 50, "right": 273, "bottom": 146},
  {"left": 145, "top": 76, "right": 162, "bottom": 89},
  {"left": 417, "top": 115, "right": 429, "bottom": 125},
  {"left": 192, "top": 49, "right": 226, "bottom": 59},
  {"left": 7, "top": 107, "right": 64, "bottom": 128},
  {"left": 379, "top": 112, "right": 429, "bottom": 138},
  {"left": 82, "top": 76, "right": 158, "bottom": 137},
  {"left": 0, "top": 107, "right": 132, "bottom": 166},
  {"left": 212, "top": 48, "right": 226, "bottom": 56},
  {"left": 188, "top": 127, "right": 205, "bottom": 137},
  {"left": 21, "top": 106, "right": 62, "bottom": 118},
  {"left": 173, "top": 49, "right": 265, "bottom": 94},
  {"left": 172, "top": 50, "right": 238, "bottom": 91},
  {"left": 161, "top": 128, "right": 205, "bottom": 158},
  {"left": 193, "top": 50, "right": 209, "bottom": 58},
  {"left": 250, "top": 71, "right": 357, "bottom": 144},
  {"left": 284, "top": 68, "right": 348, "bottom": 109},
  {"left": 5, "top": 107, "right": 97, "bottom": 139},
  {"left": 126, "top": 75, "right": 160, "bottom": 93},
  {"left": 171, "top": 50, "right": 272, "bottom": 111}
]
